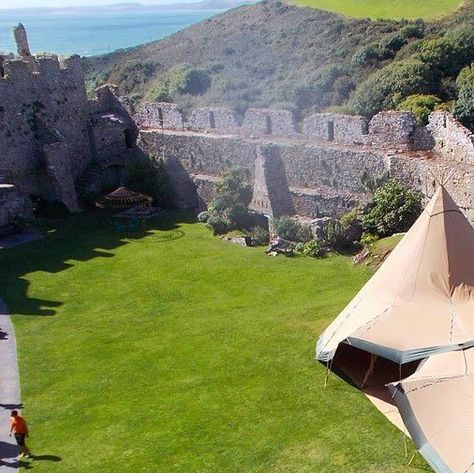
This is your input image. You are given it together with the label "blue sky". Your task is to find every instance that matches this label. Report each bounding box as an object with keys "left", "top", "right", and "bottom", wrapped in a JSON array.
[{"left": 1, "top": 0, "right": 199, "bottom": 7}]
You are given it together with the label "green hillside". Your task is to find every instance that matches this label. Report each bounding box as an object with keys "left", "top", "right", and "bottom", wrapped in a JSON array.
[
  {"left": 291, "top": 0, "right": 463, "bottom": 20},
  {"left": 84, "top": 0, "right": 474, "bottom": 128}
]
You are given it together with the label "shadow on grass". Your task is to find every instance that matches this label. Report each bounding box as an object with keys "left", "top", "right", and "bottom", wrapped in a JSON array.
[{"left": 0, "top": 209, "right": 196, "bottom": 317}]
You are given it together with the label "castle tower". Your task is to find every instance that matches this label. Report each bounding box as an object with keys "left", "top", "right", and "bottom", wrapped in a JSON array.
[{"left": 13, "top": 23, "right": 31, "bottom": 58}]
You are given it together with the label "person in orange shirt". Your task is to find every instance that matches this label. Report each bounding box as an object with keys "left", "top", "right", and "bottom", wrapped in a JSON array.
[{"left": 9, "top": 410, "right": 31, "bottom": 459}]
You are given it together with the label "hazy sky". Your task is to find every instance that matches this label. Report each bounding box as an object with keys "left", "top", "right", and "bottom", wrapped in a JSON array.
[{"left": 0, "top": 0, "right": 199, "bottom": 8}]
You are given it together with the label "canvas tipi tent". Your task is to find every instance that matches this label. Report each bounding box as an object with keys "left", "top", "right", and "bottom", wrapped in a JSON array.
[
  {"left": 317, "top": 186, "right": 474, "bottom": 366},
  {"left": 316, "top": 185, "right": 474, "bottom": 472},
  {"left": 389, "top": 347, "right": 474, "bottom": 473}
]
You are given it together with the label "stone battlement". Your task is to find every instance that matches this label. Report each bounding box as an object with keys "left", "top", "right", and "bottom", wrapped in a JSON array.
[{"left": 134, "top": 102, "right": 432, "bottom": 151}]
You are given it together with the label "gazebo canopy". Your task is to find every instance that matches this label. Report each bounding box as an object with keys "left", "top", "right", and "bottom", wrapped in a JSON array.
[{"left": 95, "top": 186, "right": 153, "bottom": 209}]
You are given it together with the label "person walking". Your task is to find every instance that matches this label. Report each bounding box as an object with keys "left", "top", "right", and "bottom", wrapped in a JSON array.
[{"left": 9, "top": 410, "right": 31, "bottom": 459}]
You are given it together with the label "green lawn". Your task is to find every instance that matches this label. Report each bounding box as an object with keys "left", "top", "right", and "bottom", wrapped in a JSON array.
[
  {"left": 0, "top": 212, "right": 424, "bottom": 472},
  {"left": 292, "top": 0, "right": 462, "bottom": 19}
]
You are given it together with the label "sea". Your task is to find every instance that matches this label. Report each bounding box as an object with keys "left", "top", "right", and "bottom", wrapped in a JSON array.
[{"left": 0, "top": 9, "right": 223, "bottom": 57}]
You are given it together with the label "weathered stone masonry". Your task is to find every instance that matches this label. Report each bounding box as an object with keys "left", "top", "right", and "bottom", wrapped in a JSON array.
[
  {"left": 136, "top": 103, "right": 474, "bottom": 224},
  {"left": 0, "top": 25, "right": 138, "bottom": 228}
]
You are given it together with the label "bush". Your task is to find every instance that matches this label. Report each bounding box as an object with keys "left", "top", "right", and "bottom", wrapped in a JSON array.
[
  {"left": 350, "top": 58, "right": 433, "bottom": 116},
  {"left": 302, "top": 240, "right": 326, "bottom": 258},
  {"left": 397, "top": 94, "right": 442, "bottom": 124},
  {"left": 361, "top": 179, "right": 422, "bottom": 237},
  {"left": 169, "top": 66, "right": 211, "bottom": 96},
  {"left": 215, "top": 169, "right": 252, "bottom": 207},
  {"left": 340, "top": 209, "right": 363, "bottom": 242},
  {"left": 197, "top": 211, "right": 209, "bottom": 223},
  {"left": 322, "top": 220, "right": 348, "bottom": 250},
  {"left": 224, "top": 204, "right": 253, "bottom": 230},
  {"left": 400, "top": 24, "right": 425, "bottom": 40},
  {"left": 207, "top": 215, "right": 230, "bottom": 235},
  {"left": 248, "top": 226, "right": 269, "bottom": 246},
  {"left": 273, "top": 216, "right": 312, "bottom": 243},
  {"left": 453, "top": 63, "right": 474, "bottom": 131}
]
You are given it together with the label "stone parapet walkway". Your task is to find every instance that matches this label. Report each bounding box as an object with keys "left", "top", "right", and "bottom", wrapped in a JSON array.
[{"left": 0, "top": 301, "right": 20, "bottom": 472}]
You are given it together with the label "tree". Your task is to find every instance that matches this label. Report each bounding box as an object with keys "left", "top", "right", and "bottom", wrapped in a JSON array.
[
  {"left": 397, "top": 94, "right": 442, "bottom": 124},
  {"left": 361, "top": 179, "right": 422, "bottom": 237},
  {"left": 453, "top": 63, "right": 474, "bottom": 131},
  {"left": 349, "top": 59, "right": 432, "bottom": 116}
]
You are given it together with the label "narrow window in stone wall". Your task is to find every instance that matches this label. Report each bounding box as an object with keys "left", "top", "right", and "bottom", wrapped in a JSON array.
[
  {"left": 158, "top": 107, "right": 164, "bottom": 128},
  {"left": 443, "top": 115, "right": 447, "bottom": 128},
  {"left": 327, "top": 121, "right": 335, "bottom": 141},
  {"left": 265, "top": 115, "right": 272, "bottom": 135},
  {"left": 208, "top": 111, "right": 216, "bottom": 129},
  {"left": 124, "top": 129, "right": 134, "bottom": 149}
]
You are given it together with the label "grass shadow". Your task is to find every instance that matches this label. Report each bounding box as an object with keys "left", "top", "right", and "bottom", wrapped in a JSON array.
[{"left": 0, "top": 209, "right": 195, "bottom": 316}]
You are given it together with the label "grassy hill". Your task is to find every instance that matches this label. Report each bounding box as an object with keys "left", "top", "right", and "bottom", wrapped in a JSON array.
[
  {"left": 291, "top": 0, "right": 463, "bottom": 20},
  {"left": 0, "top": 212, "right": 428, "bottom": 472},
  {"left": 84, "top": 0, "right": 474, "bottom": 125}
]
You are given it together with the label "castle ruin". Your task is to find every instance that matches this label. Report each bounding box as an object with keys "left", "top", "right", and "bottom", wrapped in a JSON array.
[
  {"left": 0, "top": 25, "right": 138, "bottom": 232},
  {"left": 0, "top": 25, "right": 473, "bottom": 234},
  {"left": 136, "top": 103, "right": 474, "bottom": 224}
]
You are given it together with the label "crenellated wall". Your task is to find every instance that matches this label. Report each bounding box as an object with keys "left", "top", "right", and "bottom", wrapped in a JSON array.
[
  {"left": 138, "top": 110, "right": 474, "bottom": 224},
  {"left": 134, "top": 102, "right": 433, "bottom": 150}
]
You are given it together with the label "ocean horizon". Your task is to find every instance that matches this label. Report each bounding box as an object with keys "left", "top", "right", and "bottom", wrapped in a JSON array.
[{"left": 0, "top": 8, "right": 223, "bottom": 57}]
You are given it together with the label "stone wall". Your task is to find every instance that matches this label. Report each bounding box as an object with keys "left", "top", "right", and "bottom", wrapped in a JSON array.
[
  {"left": 134, "top": 102, "right": 184, "bottom": 130},
  {"left": 427, "top": 112, "right": 474, "bottom": 166},
  {"left": 134, "top": 102, "right": 429, "bottom": 151},
  {"left": 139, "top": 130, "right": 391, "bottom": 218},
  {"left": 139, "top": 117, "right": 474, "bottom": 224},
  {"left": 187, "top": 107, "right": 240, "bottom": 134},
  {"left": 0, "top": 25, "right": 138, "bottom": 220},
  {"left": 0, "top": 184, "right": 33, "bottom": 228}
]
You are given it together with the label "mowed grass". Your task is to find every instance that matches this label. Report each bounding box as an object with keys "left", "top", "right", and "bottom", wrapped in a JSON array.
[
  {"left": 0, "top": 212, "right": 424, "bottom": 472},
  {"left": 292, "top": 0, "right": 463, "bottom": 19}
]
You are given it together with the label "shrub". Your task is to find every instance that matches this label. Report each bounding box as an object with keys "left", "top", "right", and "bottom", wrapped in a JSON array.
[
  {"left": 340, "top": 209, "right": 363, "bottom": 243},
  {"left": 361, "top": 179, "right": 423, "bottom": 237},
  {"left": 302, "top": 240, "right": 326, "bottom": 258},
  {"left": 350, "top": 59, "right": 432, "bottom": 116},
  {"left": 273, "top": 216, "right": 312, "bottom": 243},
  {"left": 169, "top": 66, "right": 211, "bottom": 96},
  {"left": 380, "top": 35, "right": 406, "bottom": 52},
  {"left": 397, "top": 94, "right": 442, "bottom": 124},
  {"left": 197, "top": 211, "right": 209, "bottom": 223},
  {"left": 215, "top": 169, "right": 252, "bottom": 206},
  {"left": 322, "top": 220, "right": 348, "bottom": 250},
  {"left": 224, "top": 204, "right": 253, "bottom": 230},
  {"left": 249, "top": 226, "right": 269, "bottom": 246},
  {"left": 361, "top": 232, "right": 379, "bottom": 246},
  {"left": 400, "top": 24, "right": 425, "bottom": 40},
  {"left": 207, "top": 215, "right": 230, "bottom": 235},
  {"left": 453, "top": 63, "right": 474, "bottom": 131}
]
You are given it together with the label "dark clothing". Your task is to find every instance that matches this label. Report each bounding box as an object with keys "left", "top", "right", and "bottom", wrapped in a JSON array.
[{"left": 14, "top": 434, "right": 26, "bottom": 446}]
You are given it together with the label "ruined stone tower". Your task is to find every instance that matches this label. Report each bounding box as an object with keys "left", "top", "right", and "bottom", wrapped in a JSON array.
[{"left": 13, "top": 23, "right": 31, "bottom": 58}]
